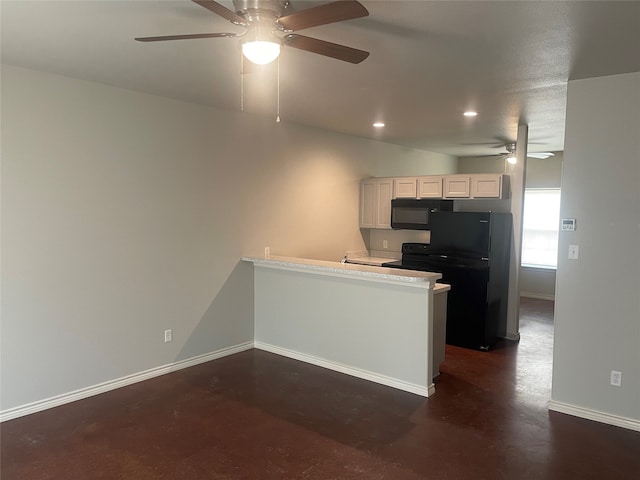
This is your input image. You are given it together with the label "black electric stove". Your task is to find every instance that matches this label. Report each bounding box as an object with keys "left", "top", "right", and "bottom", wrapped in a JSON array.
[{"left": 382, "top": 243, "right": 436, "bottom": 271}]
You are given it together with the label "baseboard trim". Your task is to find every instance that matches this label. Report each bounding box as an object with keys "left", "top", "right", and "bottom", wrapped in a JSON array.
[
  {"left": 504, "top": 331, "right": 521, "bottom": 342},
  {"left": 549, "top": 400, "right": 640, "bottom": 432},
  {"left": 254, "top": 341, "right": 434, "bottom": 397},
  {"left": 0, "top": 341, "right": 254, "bottom": 423},
  {"left": 520, "top": 292, "right": 555, "bottom": 301}
]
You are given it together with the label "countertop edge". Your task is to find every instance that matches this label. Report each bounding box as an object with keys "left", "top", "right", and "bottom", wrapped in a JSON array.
[{"left": 242, "top": 255, "right": 442, "bottom": 287}]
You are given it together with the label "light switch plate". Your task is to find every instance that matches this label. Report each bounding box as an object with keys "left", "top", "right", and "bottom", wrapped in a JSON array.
[{"left": 568, "top": 244, "right": 579, "bottom": 259}]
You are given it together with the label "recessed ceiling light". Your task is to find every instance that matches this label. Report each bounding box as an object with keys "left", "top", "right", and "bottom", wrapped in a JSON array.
[
  {"left": 373, "top": 122, "right": 385, "bottom": 128},
  {"left": 463, "top": 111, "right": 478, "bottom": 117}
]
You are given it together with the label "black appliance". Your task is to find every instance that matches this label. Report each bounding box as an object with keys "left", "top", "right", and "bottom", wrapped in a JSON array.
[
  {"left": 390, "top": 198, "right": 453, "bottom": 230},
  {"left": 383, "top": 212, "right": 512, "bottom": 350}
]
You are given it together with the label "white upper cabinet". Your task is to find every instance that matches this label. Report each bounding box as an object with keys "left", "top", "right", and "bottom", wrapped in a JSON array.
[
  {"left": 361, "top": 174, "right": 509, "bottom": 226},
  {"left": 376, "top": 179, "right": 393, "bottom": 228},
  {"left": 360, "top": 179, "right": 376, "bottom": 228},
  {"left": 470, "top": 174, "right": 510, "bottom": 198},
  {"left": 360, "top": 178, "right": 393, "bottom": 229},
  {"left": 394, "top": 177, "right": 418, "bottom": 198},
  {"left": 418, "top": 176, "right": 444, "bottom": 198},
  {"left": 443, "top": 175, "right": 471, "bottom": 198}
]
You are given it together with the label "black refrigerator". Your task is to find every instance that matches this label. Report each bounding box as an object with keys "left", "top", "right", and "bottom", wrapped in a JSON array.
[{"left": 426, "top": 211, "right": 512, "bottom": 350}]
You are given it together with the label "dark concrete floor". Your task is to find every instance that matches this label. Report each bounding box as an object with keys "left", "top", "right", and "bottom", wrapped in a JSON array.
[{"left": 2, "top": 298, "right": 639, "bottom": 479}]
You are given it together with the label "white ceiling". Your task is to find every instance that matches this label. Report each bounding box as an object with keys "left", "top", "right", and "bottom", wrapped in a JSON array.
[{"left": 2, "top": 0, "right": 639, "bottom": 157}]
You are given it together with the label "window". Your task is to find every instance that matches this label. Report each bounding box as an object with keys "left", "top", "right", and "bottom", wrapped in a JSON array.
[{"left": 521, "top": 188, "right": 561, "bottom": 268}]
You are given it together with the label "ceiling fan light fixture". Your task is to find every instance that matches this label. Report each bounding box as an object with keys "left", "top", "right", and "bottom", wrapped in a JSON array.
[
  {"left": 504, "top": 143, "right": 517, "bottom": 164},
  {"left": 242, "top": 39, "right": 281, "bottom": 65},
  {"left": 241, "top": 19, "right": 281, "bottom": 65}
]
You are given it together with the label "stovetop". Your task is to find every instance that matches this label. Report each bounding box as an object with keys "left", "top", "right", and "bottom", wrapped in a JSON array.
[
  {"left": 381, "top": 243, "right": 431, "bottom": 270},
  {"left": 382, "top": 243, "right": 489, "bottom": 271}
]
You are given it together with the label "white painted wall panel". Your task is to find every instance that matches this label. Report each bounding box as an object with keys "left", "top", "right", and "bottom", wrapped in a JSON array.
[
  {"left": 254, "top": 267, "right": 432, "bottom": 391},
  {"left": 552, "top": 72, "right": 640, "bottom": 423}
]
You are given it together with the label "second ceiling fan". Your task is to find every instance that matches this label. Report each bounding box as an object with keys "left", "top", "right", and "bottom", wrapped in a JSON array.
[
  {"left": 135, "top": 0, "right": 370, "bottom": 65},
  {"left": 499, "top": 143, "right": 555, "bottom": 164}
]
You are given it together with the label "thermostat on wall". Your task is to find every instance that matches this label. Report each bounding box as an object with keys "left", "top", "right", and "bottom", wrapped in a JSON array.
[{"left": 561, "top": 218, "right": 576, "bottom": 231}]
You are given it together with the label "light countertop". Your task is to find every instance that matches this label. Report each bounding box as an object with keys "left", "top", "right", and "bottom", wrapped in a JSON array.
[
  {"left": 345, "top": 256, "right": 399, "bottom": 266},
  {"left": 343, "top": 250, "right": 399, "bottom": 266},
  {"left": 242, "top": 255, "right": 442, "bottom": 287}
]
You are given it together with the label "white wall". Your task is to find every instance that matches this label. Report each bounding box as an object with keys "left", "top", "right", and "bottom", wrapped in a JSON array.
[
  {"left": 253, "top": 264, "right": 433, "bottom": 395},
  {"left": 0, "top": 65, "right": 451, "bottom": 413},
  {"left": 519, "top": 267, "right": 556, "bottom": 300},
  {"left": 526, "top": 152, "right": 563, "bottom": 189},
  {"left": 374, "top": 152, "right": 457, "bottom": 177},
  {"left": 551, "top": 72, "right": 640, "bottom": 426},
  {"left": 457, "top": 156, "right": 506, "bottom": 174}
]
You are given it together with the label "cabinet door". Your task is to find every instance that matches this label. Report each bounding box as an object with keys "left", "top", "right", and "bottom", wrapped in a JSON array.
[
  {"left": 444, "top": 175, "right": 471, "bottom": 198},
  {"left": 471, "top": 174, "right": 506, "bottom": 198},
  {"left": 359, "top": 180, "right": 376, "bottom": 228},
  {"left": 418, "top": 176, "right": 443, "bottom": 198},
  {"left": 394, "top": 177, "right": 418, "bottom": 198},
  {"left": 376, "top": 178, "right": 393, "bottom": 229}
]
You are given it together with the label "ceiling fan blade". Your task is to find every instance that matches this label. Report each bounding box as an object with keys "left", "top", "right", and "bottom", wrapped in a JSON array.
[
  {"left": 460, "top": 142, "right": 511, "bottom": 148},
  {"left": 135, "top": 32, "right": 239, "bottom": 42},
  {"left": 278, "top": 0, "right": 368, "bottom": 32},
  {"left": 462, "top": 153, "right": 507, "bottom": 159},
  {"left": 528, "top": 152, "right": 555, "bottom": 159},
  {"left": 191, "top": 0, "right": 248, "bottom": 27},
  {"left": 285, "top": 34, "right": 369, "bottom": 64}
]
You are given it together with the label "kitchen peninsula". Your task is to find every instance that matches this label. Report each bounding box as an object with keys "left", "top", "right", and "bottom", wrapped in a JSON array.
[{"left": 242, "top": 255, "right": 446, "bottom": 397}]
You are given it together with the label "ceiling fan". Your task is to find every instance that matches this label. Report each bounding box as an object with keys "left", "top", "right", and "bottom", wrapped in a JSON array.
[
  {"left": 470, "top": 143, "right": 554, "bottom": 165},
  {"left": 135, "top": 0, "right": 370, "bottom": 65},
  {"left": 500, "top": 143, "right": 555, "bottom": 164}
]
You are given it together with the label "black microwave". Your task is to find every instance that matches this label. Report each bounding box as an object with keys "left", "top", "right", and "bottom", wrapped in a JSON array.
[{"left": 391, "top": 198, "right": 454, "bottom": 230}]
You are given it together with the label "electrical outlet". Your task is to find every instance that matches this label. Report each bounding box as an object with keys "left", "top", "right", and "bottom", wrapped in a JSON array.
[
  {"left": 164, "top": 329, "right": 173, "bottom": 343},
  {"left": 383, "top": 240, "right": 388, "bottom": 249},
  {"left": 610, "top": 370, "right": 622, "bottom": 387},
  {"left": 264, "top": 246, "right": 270, "bottom": 258}
]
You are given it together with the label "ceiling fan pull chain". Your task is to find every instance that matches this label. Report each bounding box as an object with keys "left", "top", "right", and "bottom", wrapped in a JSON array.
[
  {"left": 240, "top": 52, "right": 245, "bottom": 112},
  {"left": 276, "top": 55, "right": 281, "bottom": 123}
]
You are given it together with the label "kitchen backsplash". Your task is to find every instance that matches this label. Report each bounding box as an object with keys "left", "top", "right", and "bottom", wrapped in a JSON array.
[{"left": 368, "top": 229, "right": 431, "bottom": 254}]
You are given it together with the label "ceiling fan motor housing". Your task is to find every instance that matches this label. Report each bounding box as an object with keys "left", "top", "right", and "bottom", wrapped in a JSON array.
[{"left": 233, "top": 0, "right": 289, "bottom": 23}]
